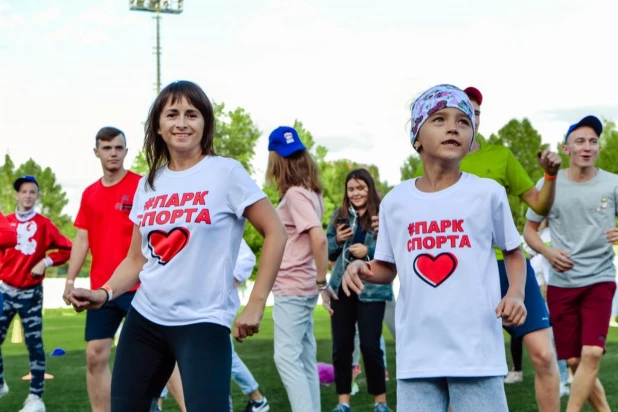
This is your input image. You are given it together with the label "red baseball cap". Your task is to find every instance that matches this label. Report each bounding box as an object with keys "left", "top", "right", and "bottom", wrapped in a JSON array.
[{"left": 464, "top": 87, "right": 483, "bottom": 105}]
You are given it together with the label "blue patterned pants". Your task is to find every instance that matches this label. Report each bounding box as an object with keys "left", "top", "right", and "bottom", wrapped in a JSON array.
[{"left": 0, "top": 283, "right": 45, "bottom": 397}]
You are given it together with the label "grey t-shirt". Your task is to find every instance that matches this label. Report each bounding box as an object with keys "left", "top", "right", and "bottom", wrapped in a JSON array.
[{"left": 526, "top": 169, "right": 618, "bottom": 288}]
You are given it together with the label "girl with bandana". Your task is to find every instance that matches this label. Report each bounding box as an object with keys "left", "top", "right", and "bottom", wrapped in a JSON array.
[{"left": 341, "top": 84, "right": 527, "bottom": 411}]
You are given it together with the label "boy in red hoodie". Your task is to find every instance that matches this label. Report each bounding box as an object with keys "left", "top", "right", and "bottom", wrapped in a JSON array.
[{"left": 0, "top": 175, "right": 72, "bottom": 412}]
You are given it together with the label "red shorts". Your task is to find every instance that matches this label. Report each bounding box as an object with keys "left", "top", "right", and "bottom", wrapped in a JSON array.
[{"left": 547, "top": 281, "right": 616, "bottom": 360}]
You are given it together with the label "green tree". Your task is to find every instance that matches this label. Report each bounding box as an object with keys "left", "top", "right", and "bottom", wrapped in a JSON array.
[
  {"left": 0, "top": 154, "right": 16, "bottom": 212},
  {"left": 131, "top": 150, "right": 148, "bottom": 175},
  {"left": 596, "top": 120, "right": 618, "bottom": 174},
  {"left": 214, "top": 103, "right": 261, "bottom": 173},
  {"left": 490, "top": 119, "right": 548, "bottom": 231},
  {"left": 400, "top": 153, "right": 422, "bottom": 181}
]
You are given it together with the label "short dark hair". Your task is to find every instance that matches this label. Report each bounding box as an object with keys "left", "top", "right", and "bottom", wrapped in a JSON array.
[{"left": 95, "top": 127, "right": 126, "bottom": 147}]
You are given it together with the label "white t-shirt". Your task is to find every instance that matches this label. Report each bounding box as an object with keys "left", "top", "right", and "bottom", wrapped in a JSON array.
[
  {"left": 234, "top": 239, "right": 256, "bottom": 283},
  {"left": 522, "top": 228, "right": 551, "bottom": 286},
  {"left": 375, "top": 173, "right": 521, "bottom": 379},
  {"left": 129, "top": 156, "right": 266, "bottom": 328}
]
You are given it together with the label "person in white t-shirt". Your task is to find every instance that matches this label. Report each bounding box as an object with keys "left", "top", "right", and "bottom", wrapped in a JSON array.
[
  {"left": 68, "top": 80, "right": 287, "bottom": 411},
  {"left": 341, "top": 84, "right": 527, "bottom": 412}
]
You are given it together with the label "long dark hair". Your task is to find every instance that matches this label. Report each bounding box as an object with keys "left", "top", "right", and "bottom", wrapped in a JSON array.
[
  {"left": 143, "top": 80, "right": 216, "bottom": 189},
  {"left": 338, "top": 168, "right": 381, "bottom": 231}
]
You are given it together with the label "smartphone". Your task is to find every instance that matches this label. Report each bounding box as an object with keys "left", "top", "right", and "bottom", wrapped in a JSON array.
[{"left": 336, "top": 217, "right": 349, "bottom": 229}]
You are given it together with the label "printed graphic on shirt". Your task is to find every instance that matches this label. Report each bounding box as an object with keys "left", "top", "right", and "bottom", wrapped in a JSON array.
[
  {"left": 16, "top": 221, "right": 38, "bottom": 256},
  {"left": 136, "top": 191, "right": 211, "bottom": 227},
  {"left": 406, "top": 219, "right": 472, "bottom": 252},
  {"left": 598, "top": 196, "right": 608, "bottom": 212},
  {"left": 147, "top": 227, "right": 190, "bottom": 265},
  {"left": 137, "top": 191, "right": 212, "bottom": 265},
  {"left": 115, "top": 194, "right": 133, "bottom": 215},
  {"left": 407, "top": 219, "right": 471, "bottom": 287},
  {"left": 413, "top": 252, "right": 458, "bottom": 287}
]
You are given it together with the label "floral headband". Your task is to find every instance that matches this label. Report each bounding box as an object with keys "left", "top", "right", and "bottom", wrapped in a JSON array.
[{"left": 410, "top": 84, "right": 475, "bottom": 147}]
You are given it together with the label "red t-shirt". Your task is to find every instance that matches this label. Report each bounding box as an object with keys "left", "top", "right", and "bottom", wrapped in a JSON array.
[
  {"left": 75, "top": 171, "right": 142, "bottom": 290},
  {"left": 0, "top": 214, "right": 72, "bottom": 288}
]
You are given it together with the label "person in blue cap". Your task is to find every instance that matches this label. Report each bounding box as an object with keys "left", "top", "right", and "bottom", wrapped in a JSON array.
[
  {"left": 266, "top": 126, "right": 336, "bottom": 412},
  {"left": 0, "top": 175, "right": 72, "bottom": 412},
  {"left": 524, "top": 115, "right": 617, "bottom": 412}
]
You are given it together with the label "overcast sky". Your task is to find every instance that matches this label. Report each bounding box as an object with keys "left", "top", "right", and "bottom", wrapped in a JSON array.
[{"left": 2, "top": 0, "right": 617, "bottom": 218}]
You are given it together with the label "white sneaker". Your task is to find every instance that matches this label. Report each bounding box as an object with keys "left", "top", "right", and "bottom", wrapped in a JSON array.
[
  {"left": 567, "top": 368, "right": 574, "bottom": 384},
  {"left": 0, "top": 382, "right": 8, "bottom": 399},
  {"left": 503, "top": 370, "right": 523, "bottom": 384},
  {"left": 19, "top": 394, "right": 46, "bottom": 412},
  {"left": 350, "top": 381, "right": 359, "bottom": 396},
  {"left": 560, "top": 382, "right": 570, "bottom": 397}
]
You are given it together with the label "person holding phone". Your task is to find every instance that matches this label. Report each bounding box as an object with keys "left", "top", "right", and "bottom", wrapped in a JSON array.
[{"left": 326, "top": 169, "right": 392, "bottom": 412}]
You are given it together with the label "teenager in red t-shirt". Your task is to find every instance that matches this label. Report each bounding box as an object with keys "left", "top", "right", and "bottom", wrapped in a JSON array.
[
  {"left": 0, "top": 175, "right": 72, "bottom": 412},
  {"left": 63, "top": 127, "right": 141, "bottom": 412}
]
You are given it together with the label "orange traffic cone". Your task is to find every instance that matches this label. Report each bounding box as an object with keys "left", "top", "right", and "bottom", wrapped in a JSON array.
[{"left": 22, "top": 373, "right": 54, "bottom": 380}]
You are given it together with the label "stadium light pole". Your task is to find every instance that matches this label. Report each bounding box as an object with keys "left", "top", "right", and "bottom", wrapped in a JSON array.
[{"left": 129, "top": 0, "right": 184, "bottom": 93}]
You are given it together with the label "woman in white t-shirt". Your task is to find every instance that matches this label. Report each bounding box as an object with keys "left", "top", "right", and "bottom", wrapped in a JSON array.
[
  {"left": 341, "top": 84, "right": 528, "bottom": 412},
  {"left": 69, "top": 80, "right": 287, "bottom": 411},
  {"left": 266, "top": 125, "right": 335, "bottom": 412}
]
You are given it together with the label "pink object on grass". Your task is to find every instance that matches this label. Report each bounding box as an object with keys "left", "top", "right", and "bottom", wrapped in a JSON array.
[{"left": 317, "top": 362, "right": 335, "bottom": 385}]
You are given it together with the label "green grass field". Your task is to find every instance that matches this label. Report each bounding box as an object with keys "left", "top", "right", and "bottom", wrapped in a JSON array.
[{"left": 2, "top": 308, "right": 617, "bottom": 411}]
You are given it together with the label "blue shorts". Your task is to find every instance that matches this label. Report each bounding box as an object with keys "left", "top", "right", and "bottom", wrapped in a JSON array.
[
  {"left": 85, "top": 292, "right": 135, "bottom": 341},
  {"left": 498, "top": 259, "right": 550, "bottom": 339}
]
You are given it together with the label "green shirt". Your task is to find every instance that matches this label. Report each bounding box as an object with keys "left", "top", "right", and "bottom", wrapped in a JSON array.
[{"left": 413, "top": 144, "right": 535, "bottom": 259}]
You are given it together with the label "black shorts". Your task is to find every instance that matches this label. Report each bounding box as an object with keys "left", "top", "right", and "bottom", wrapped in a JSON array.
[{"left": 85, "top": 292, "right": 135, "bottom": 341}]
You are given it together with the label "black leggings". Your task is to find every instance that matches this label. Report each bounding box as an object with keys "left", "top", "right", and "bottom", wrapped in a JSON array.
[
  {"left": 510, "top": 336, "right": 523, "bottom": 372},
  {"left": 111, "top": 308, "right": 231, "bottom": 412},
  {"left": 331, "top": 288, "right": 386, "bottom": 395}
]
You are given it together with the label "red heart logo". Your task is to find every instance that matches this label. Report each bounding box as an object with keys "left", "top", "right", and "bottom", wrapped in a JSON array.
[
  {"left": 413, "top": 252, "right": 458, "bottom": 287},
  {"left": 147, "top": 227, "right": 190, "bottom": 265}
]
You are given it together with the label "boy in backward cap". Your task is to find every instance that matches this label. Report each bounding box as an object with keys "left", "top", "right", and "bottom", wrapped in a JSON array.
[{"left": 525, "top": 115, "right": 617, "bottom": 412}]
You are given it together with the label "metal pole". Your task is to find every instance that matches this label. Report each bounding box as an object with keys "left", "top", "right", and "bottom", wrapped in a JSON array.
[{"left": 155, "top": 8, "right": 161, "bottom": 94}]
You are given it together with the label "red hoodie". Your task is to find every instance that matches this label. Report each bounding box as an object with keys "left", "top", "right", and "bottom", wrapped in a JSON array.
[
  {"left": 0, "top": 213, "right": 72, "bottom": 288},
  {"left": 0, "top": 212, "right": 16, "bottom": 249}
]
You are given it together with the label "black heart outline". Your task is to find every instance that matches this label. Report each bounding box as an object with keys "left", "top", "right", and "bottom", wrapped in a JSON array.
[
  {"left": 413, "top": 252, "right": 458, "bottom": 288},
  {"left": 147, "top": 227, "right": 190, "bottom": 266}
]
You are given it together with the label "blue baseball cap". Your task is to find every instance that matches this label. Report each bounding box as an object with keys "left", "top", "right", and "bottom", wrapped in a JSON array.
[
  {"left": 13, "top": 175, "right": 39, "bottom": 191},
  {"left": 565, "top": 115, "right": 603, "bottom": 143},
  {"left": 268, "top": 126, "right": 306, "bottom": 157}
]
